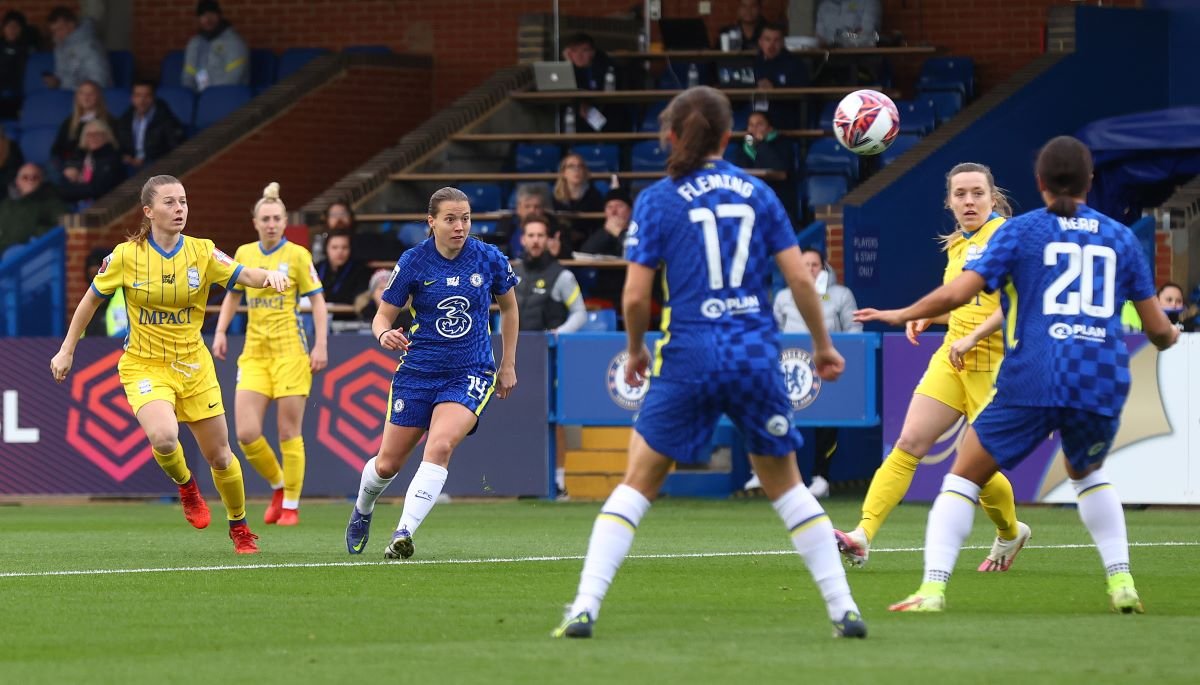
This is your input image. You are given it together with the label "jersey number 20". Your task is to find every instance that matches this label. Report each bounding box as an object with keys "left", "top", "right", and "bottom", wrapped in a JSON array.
[
  {"left": 1042, "top": 242, "right": 1116, "bottom": 317},
  {"left": 689, "top": 204, "right": 755, "bottom": 290}
]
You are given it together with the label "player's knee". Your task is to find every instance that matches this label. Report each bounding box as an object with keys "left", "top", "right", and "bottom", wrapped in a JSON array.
[
  {"left": 895, "top": 432, "right": 933, "bottom": 457},
  {"left": 423, "top": 437, "right": 456, "bottom": 463},
  {"left": 235, "top": 427, "right": 261, "bottom": 446},
  {"left": 146, "top": 429, "right": 179, "bottom": 455}
]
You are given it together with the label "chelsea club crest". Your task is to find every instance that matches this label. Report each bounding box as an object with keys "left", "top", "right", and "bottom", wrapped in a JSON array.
[
  {"left": 778, "top": 348, "right": 821, "bottom": 410},
  {"left": 607, "top": 351, "right": 649, "bottom": 411}
]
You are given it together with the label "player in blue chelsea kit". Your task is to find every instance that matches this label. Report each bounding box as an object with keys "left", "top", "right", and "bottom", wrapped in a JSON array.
[
  {"left": 556, "top": 87, "right": 866, "bottom": 639},
  {"left": 345, "top": 187, "right": 519, "bottom": 559},
  {"left": 857, "top": 137, "right": 1179, "bottom": 614}
]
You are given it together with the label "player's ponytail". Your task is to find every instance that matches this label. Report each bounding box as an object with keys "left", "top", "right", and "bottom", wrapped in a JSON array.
[
  {"left": 253, "top": 181, "right": 286, "bottom": 217},
  {"left": 130, "top": 174, "right": 181, "bottom": 243},
  {"left": 661, "top": 86, "right": 732, "bottom": 180},
  {"left": 938, "top": 162, "right": 1013, "bottom": 252},
  {"left": 1035, "top": 136, "right": 1092, "bottom": 218}
]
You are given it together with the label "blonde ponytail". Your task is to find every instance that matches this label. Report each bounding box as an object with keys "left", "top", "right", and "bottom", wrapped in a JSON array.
[{"left": 253, "top": 181, "right": 286, "bottom": 216}]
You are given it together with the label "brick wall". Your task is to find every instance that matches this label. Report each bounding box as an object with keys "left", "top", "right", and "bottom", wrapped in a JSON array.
[{"left": 64, "top": 64, "right": 432, "bottom": 303}]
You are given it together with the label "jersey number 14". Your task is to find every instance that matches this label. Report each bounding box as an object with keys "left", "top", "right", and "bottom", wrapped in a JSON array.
[
  {"left": 689, "top": 204, "right": 755, "bottom": 290},
  {"left": 1043, "top": 242, "right": 1116, "bottom": 317}
]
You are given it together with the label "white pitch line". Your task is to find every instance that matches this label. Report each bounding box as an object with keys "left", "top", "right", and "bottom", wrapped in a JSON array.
[{"left": 1, "top": 541, "right": 1197, "bottom": 580}]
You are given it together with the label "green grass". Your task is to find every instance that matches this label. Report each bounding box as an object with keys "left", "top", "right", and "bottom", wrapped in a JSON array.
[{"left": 1, "top": 498, "right": 1197, "bottom": 684}]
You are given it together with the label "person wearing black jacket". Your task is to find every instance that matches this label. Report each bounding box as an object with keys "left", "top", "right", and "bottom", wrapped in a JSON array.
[
  {"left": 753, "top": 24, "right": 808, "bottom": 129},
  {"left": 561, "top": 32, "right": 631, "bottom": 132},
  {"left": 577, "top": 187, "right": 633, "bottom": 308},
  {"left": 59, "top": 119, "right": 125, "bottom": 204},
  {"left": 0, "top": 11, "right": 37, "bottom": 119},
  {"left": 116, "top": 81, "right": 185, "bottom": 169},
  {"left": 729, "top": 111, "right": 797, "bottom": 219}
]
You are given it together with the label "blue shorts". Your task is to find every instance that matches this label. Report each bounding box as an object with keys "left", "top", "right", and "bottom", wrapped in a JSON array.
[
  {"left": 973, "top": 403, "right": 1120, "bottom": 472},
  {"left": 635, "top": 370, "right": 803, "bottom": 464},
  {"left": 387, "top": 366, "right": 497, "bottom": 431}
]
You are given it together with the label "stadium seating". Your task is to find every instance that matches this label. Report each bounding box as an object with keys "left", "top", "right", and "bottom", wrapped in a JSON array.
[
  {"left": 278, "top": 48, "right": 330, "bottom": 80},
  {"left": 458, "top": 182, "right": 503, "bottom": 212},
  {"left": 471, "top": 220, "right": 498, "bottom": 236},
  {"left": 731, "top": 107, "right": 751, "bottom": 132},
  {"left": 806, "top": 174, "right": 849, "bottom": 206},
  {"left": 592, "top": 179, "right": 611, "bottom": 197},
  {"left": 573, "top": 143, "right": 620, "bottom": 172},
  {"left": 18, "top": 126, "right": 57, "bottom": 165},
  {"left": 629, "top": 178, "right": 655, "bottom": 198},
  {"left": 343, "top": 45, "right": 393, "bottom": 54},
  {"left": 639, "top": 102, "right": 667, "bottom": 132},
  {"left": 2, "top": 121, "right": 18, "bottom": 140},
  {"left": 630, "top": 140, "right": 669, "bottom": 171},
  {"left": 922, "top": 89, "right": 964, "bottom": 125},
  {"left": 918, "top": 56, "right": 975, "bottom": 99},
  {"left": 250, "top": 49, "right": 278, "bottom": 91},
  {"left": 880, "top": 134, "right": 920, "bottom": 166},
  {"left": 108, "top": 51, "right": 134, "bottom": 88},
  {"left": 193, "top": 85, "right": 251, "bottom": 130},
  {"left": 104, "top": 87, "right": 131, "bottom": 117},
  {"left": 895, "top": 98, "right": 936, "bottom": 135},
  {"left": 580, "top": 309, "right": 618, "bottom": 332},
  {"left": 514, "top": 143, "right": 561, "bottom": 173},
  {"left": 805, "top": 138, "right": 859, "bottom": 180},
  {"left": 817, "top": 100, "right": 839, "bottom": 131},
  {"left": 19, "top": 89, "right": 72, "bottom": 128},
  {"left": 22, "top": 53, "right": 54, "bottom": 94},
  {"left": 159, "top": 50, "right": 185, "bottom": 88},
  {"left": 156, "top": 87, "right": 196, "bottom": 131},
  {"left": 397, "top": 222, "right": 429, "bottom": 248}
]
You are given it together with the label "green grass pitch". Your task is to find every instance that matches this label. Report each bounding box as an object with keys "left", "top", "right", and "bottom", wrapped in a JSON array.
[{"left": 1, "top": 498, "right": 1197, "bottom": 684}]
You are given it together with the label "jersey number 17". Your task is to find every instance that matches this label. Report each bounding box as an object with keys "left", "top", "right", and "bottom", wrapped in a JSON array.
[{"left": 689, "top": 204, "right": 755, "bottom": 290}]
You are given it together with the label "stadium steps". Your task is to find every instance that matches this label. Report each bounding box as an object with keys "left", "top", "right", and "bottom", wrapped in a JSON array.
[{"left": 580, "top": 427, "right": 631, "bottom": 450}]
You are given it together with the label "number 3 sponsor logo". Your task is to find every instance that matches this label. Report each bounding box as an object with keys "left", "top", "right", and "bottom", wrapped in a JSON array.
[{"left": 435, "top": 295, "right": 473, "bottom": 338}]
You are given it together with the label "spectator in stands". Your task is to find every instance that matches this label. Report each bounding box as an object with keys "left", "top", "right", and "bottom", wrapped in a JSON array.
[
  {"left": 561, "top": 32, "right": 631, "bottom": 133},
  {"left": 729, "top": 110, "right": 797, "bottom": 218},
  {"left": 116, "top": 80, "right": 186, "bottom": 169},
  {"left": 719, "top": 0, "right": 768, "bottom": 48},
  {"left": 754, "top": 23, "right": 807, "bottom": 128},
  {"left": 51, "top": 80, "right": 118, "bottom": 178},
  {"left": 326, "top": 200, "right": 354, "bottom": 231},
  {"left": 60, "top": 119, "right": 125, "bottom": 204},
  {"left": 84, "top": 247, "right": 128, "bottom": 338},
  {"left": 43, "top": 6, "right": 112, "bottom": 90},
  {"left": 553, "top": 152, "right": 604, "bottom": 246},
  {"left": 767, "top": 246, "right": 860, "bottom": 497},
  {"left": 0, "top": 163, "right": 68, "bottom": 252},
  {"left": 0, "top": 11, "right": 37, "bottom": 119},
  {"left": 0, "top": 126, "right": 24, "bottom": 189},
  {"left": 1158, "top": 282, "right": 1197, "bottom": 333},
  {"left": 577, "top": 185, "right": 633, "bottom": 307},
  {"left": 357, "top": 267, "right": 413, "bottom": 331},
  {"left": 315, "top": 228, "right": 371, "bottom": 320},
  {"left": 182, "top": 0, "right": 249, "bottom": 92},
  {"left": 816, "top": 0, "right": 881, "bottom": 47},
  {"left": 494, "top": 183, "right": 566, "bottom": 258},
  {"left": 513, "top": 216, "right": 587, "bottom": 334}
]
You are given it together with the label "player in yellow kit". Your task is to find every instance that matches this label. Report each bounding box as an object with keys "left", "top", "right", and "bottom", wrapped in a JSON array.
[
  {"left": 212, "top": 182, "right": 327, "bottom": 526},
  {"left": 50, "top": 175, "right": 290, "bottom": 554},
  {"left": 834, "top": 163, "right": 1031, "bottom": 570}
]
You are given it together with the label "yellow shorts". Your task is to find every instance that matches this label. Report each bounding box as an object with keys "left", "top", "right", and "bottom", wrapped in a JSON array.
[
  {"left": 118, "top": 349, "right": 224, "bottom": 423},
  {"left": 913, "top": 343, "right": 1000, "bottom": 422},
  {"left": 236, "top": 355, "right": 312, "bottom": 399}
]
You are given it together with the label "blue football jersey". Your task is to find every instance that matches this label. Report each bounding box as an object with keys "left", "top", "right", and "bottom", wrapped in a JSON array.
[
  {"left": 965, "top": 205, "right": 1155, "bottom": 416},
  {"left": 381, "top": 237, "right": 517, "bottom": 373},
  {"left": 626, "top": 159, "right": 798, "bottom": 377}
]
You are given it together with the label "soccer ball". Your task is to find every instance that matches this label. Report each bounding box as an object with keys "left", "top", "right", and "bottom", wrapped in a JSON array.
[{"left": 832, "top": 90, "right": 900, "bottom": 156}]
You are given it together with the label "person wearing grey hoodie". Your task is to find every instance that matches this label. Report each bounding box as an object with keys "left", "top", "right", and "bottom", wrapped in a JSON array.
[{"left": 44, "top": 6, "right": 111, "bottom": 90}]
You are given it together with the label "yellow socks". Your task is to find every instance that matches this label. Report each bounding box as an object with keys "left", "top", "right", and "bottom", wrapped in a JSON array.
[
  {"left": 240, "top": 436, "right": 283, "bottom": 489},
  {"left": 280, "top": 436, "right": 305, "bottom": 508},
  {"left": 979, "top": 471, "right": 1020, "bottom": 540},
  {"left": 859, "top": 447, "right": 921, "bottom": 541},
  {"left": 153, "top": 444, "right": 192, "bottom": 485},
  {"left": 210, "top": 456, "right": 247, "bottom": 521}
]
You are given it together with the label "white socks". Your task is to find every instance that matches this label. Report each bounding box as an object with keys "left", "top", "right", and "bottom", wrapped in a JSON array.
[
  {"left": 923, "top": 473, "right": 980, "bottom": 584},
  {"left": 355, "top": 456, "right": 395, "bottom": 515},
  {"left": 773, "top": 484, "right": 858, "bottom": 620},
  {"left": 398, "top": 461, "right": 449, "bottom": 535},
  {"left": 1071, "top": 469, "right": 1131, "bottom": 576},
  {"left": 570, "top": 484, "right": 652, "bottom": 620}
]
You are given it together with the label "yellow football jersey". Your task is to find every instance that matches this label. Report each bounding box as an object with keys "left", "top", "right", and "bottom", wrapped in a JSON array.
[
  {"left": 92, "top": 234, "right": 242, "bottom": 362},
  {"left": 231, "top": 238, "right": 323, "bottom": 359},
  {"left": 943, "top": 214, "right": 1006, "bottom": 372}
]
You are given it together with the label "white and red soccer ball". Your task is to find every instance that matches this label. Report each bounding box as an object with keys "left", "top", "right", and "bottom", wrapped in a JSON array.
[{"left": 832, "top": 90, "right": 900, "bottom": 156}]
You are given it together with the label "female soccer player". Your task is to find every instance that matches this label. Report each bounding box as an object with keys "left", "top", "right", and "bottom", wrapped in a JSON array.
[
  {"left": 212, "top": 182, "right": 328, "bottom": 526},
  {"left": 50, "top": 174, "right": 290, "bottom": 554},
  {"left": 555, "top": 86, "right": 865, "bottom": 640},
  {"left": 344, "top": 187, "right": 519, "bottom": 559},
  {"left": 857, "top": 136, "right": 1178, "bottom": 613},
  {"left": 834, "top": 163, "right": 1029, "bottom": 573}
]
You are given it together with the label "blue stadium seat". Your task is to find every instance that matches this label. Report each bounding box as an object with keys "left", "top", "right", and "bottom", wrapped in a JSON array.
[
  {"left": 579, "top": 308, "right": 617, "bottom": 332},
  {"left": 918, "top": 57, "right": 975, "bottom": 98},
  {"left": 277, "top": 48, "right": 330, "bottom": 80},
  {"left": 18, "top": 126, "right": 57, "bottom": 166},
  {"left": 895, "top": 99, "right": 936, "bottom": 135},
  {"left": 104, "top": 87, "right": 131, "bottom": 117},
  {"left": 630, "top": 140, "right": 668, "bottom": 171},
  {"left": 194, "top": 85, "right": 251, "bottom": 130},
  {"left": 806, "top": 174, "right": 849, "bottom": 206},
  {"left": 457, "top": 182, "right": 502, "bottom": 212},
  {"left": 573, "top": 143, "right": 620, "bottom": 173},
  {"left": 22, "top": 52, "right": 54, "bottom": 94},
  {"left": 817, "top": 100, "right": 839, "bottom": 131},
  {"left": 108, "top": 51, "right": 134, "bottom": 88},
  {"left": 805, "top": 138, "right": 859, "bottom": 179},
  {"left": 723, "top": 140, "right": 740, "bottom": 163},
  {"left": 514, "top": 143, "right": 561, "bottom": 173},
  {"left": 159, "top": 50, "right": 185, "bottom": 89},
  {"left": 343, "top": 45, "right": 393, "bottom": 54},
  {"left": 639, "top": 102, "right": 667, "bottom": 132},
  {"left": 921, "top": 89, "right": 963, "bottom": 125},
  {"left": 471, "top": 220, "right": 498, "bottom": 237},
  {"left": 397, "top": 222, "right": 429, "bottom": 248},
  {"left": 731, "top": 107, "right": 750, "bottom": 132},
  {"left": 629, "top": 179, "right": 655, "bottom": 199},
  {"left": 592, "top": 179, "right": 611, "bottom": 197},
  {"left": 250, "top": 49, "right": 278, "bottom": 89},
  {"left": 19, "top": 89, "right": 73, "bottom": 128},
  {"left": 156, "top": 87, "right": 196, "bottom": 130},
  {"left": 2, "top": 121, "right": 19, "bottom": 141},
  {"left": 880, "top": 134, "right": 921, "bottom": 166}
]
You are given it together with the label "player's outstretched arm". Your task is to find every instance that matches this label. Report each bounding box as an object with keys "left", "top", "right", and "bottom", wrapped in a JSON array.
[
  {"left": 949, "top": 308, "right": 1003, "bottom": 370},
  {"left": 236, "top": 266, "right": 290, "bottom": 293},
  {"left": 621, "top": 263, "right": 656, "bottom": 387},
  {"left": 50, "top": 288, "right": 104, "bottom": 383},
  {"left": 1133, "top": 297, "right": 1180, "bottom": 351},
  {"left": 211, "top": 289, "right": 242, "bottom": 360},
  {"left": 495, "top": 289, "right": 518, "bottom": 399},
  {"left": 857, "top": 272, "right": 984, "bottom": 328},
  {"left": 776, "top": 246, "right": 844, "bottom": 381}
]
